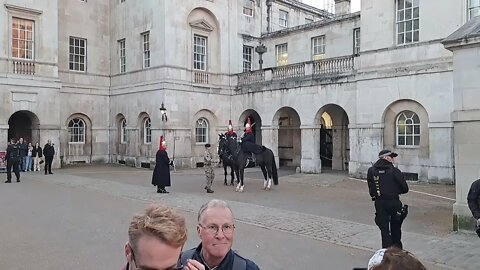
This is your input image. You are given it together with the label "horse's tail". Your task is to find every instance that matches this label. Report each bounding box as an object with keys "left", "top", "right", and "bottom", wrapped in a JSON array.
[{"left": 272, "top": 152, "right": 278, "bottom": 185}]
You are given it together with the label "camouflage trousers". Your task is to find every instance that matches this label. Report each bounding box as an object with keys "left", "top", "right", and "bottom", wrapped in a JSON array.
[{"left": 205, "top": 166, "right": 215, "bottom": 189}]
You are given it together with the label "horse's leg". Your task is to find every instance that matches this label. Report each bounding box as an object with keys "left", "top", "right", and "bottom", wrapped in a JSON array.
[
  {"left": 237, "top": 164, "right": 245, "bottom": 192},
  {"left": 260, "top": 165, "right": 268, "bottom": 190},
  {"left": 266, "top": 164, "right": 273, "bottom": 190},
  {"left": 229, "top": 165, "right": 235, "bottom": 186},
  {"left": 223, "top": 164, "right": 228, "bottom": 185}
]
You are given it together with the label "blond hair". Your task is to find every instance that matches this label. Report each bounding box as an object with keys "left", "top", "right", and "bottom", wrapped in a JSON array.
[{"left": 128, "top": 204, "right": 187, "bottom": 250}]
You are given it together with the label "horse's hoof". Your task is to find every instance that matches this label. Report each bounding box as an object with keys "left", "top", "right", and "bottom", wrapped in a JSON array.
[
  {"left": 224, "top": 182, "right": 228, "bottom": 186},
  {"left": 230, "top": 183, "right": 235, "bottom": 186}
]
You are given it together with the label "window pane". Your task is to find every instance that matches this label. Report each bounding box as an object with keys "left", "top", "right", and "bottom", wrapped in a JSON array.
[
  {"left": 414, "top": 136, "right": 420, "bottom": 145},
  {"left": 406, "top": 136, "right": 413, "bottom": 145},
  {"left": 414, "top": 125, "right": 420, "bottom": 134},
  {"left": 413, "top": 7, "right": 419, "bottom": 19},
  {"left": 405, "top": 0, "right": 412, "bottom": 8},
  {"left": 398, "top": 136, "right": 405, "bottom": 145}
]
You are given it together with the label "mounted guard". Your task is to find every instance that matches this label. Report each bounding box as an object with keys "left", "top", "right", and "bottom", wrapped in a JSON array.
[
  {"left": 225, "top": 120, "right": 237, "bottom": 140},
  {"left": 240, "top": 117, "right": 265, "bottom": 167}
]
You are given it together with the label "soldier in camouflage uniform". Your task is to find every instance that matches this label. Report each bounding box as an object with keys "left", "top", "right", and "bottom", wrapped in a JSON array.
[{"left": 204, "top": 144, "right": 216, "bottom": 193}]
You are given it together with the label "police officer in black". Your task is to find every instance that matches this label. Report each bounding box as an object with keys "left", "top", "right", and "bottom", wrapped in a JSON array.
[
  {"left": 5, "top": 138, "right": 21, "bottom": 183},
  {"left": 367, "top": 150, "right": 409, "bottom": 249}
]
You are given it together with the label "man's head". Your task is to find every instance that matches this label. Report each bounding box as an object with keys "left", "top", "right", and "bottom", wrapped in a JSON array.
[
  {"left": 205, "top": 144, "right": 211, "bottom": 151},
  {"left": 19, "top": 138, "right": 24, "bottom": 143},
  {"left": 125, "top": 204, "right": 187, "bottom": 270},
  {"left": 47, "top": 139, "right": 52, "bottom": 145},
  {"left": 10, "top": 138, "right": 16, "bottom": 145},
  {"left": 378, "top": 149, "right": 398, "bottom": 164},
  {"left": 197, "top": 199, "right": 234, "bottom": 261},
  {"left": 368, "top": 247, "right": 426, "bottom": 270}
]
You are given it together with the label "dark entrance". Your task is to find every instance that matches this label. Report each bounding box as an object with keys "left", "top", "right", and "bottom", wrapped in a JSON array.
[
  {"left": 320, "top": 125, "right": 333, "bottom": 168},
  {"left": 8, "top": 111, "right": 40, "bottom": 143}
]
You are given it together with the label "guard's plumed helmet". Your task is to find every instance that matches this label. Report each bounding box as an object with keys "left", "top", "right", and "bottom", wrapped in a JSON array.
[
  {"left": 228, "top": 120, "right": 233, "bottom": 131},
  {"left": 245, "top": 117, "right": 252, "bottom": 133},
  {"left": 159, "top": 136, "right": 167, "bottom": 150}
]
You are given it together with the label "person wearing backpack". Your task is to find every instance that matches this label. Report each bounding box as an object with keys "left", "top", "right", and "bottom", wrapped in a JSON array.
[
  {"left": 180, "top": 199, "right": 261, "bottom": 270},
  {"left": 5, "top": 138, "right": 21, "bottom": 183}
]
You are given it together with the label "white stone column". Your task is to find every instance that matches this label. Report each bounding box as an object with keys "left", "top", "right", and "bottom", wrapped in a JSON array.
[
  {"left": 443, "top": 19, "right": 480, "bottom": 230},
  {"left": 300, "top": 126, "right": 321, "bottom": 173},
  {"left": 262, "top": 125, "right": 279, "bottom": 168}
]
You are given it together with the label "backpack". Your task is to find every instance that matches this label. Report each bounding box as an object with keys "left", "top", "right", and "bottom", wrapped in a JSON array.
[{"left": 180, "top": 248, "right": 247, "bottom": 270}]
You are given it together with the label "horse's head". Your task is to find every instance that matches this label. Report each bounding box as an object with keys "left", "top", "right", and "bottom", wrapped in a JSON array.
[{"left": 218, "top": 133, "right": 228, "bottom": 157}]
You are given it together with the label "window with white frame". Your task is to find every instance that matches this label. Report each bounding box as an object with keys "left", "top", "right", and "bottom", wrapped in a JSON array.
[
  {"left": 193, "top": 35, "right": 207, "bottom": 71},
  {"left": 120, "top": 119, "right": 127, "bottom": 143},
  {"left": 243, "top": 0, "right": 254, "bottom": 16},
  {"left": 305, "top": 18, "right": 313, "bottom": 24},
  {"left": 69, "top": 37, "right": 86, "bottom": 72},
  {"left": 243, "top": 45, "right": 253, "bottom": 72},
  {"left": 396, "top": 110, "right": 420, "bottom": 146},
  {"left": 468, "top": 0, "right": 480, "bottom": 20},
  {"left": 279, "top": 10, "right": 288, "bottom": 28},
  {"left": 353, "top": 28, "right": 360, "bottom": 55},
  {"left": 143, "top": 118, "right": 151, "bottom": 144},
  {"left": 68, "top": 118, "right": 86, "bottom": 143},
  {"left": 312, "top": 36, "right": 325, "bottom": 60},
  {"left": 142, "top": 32, "right": 150, "bottom": 68},
  {"left": 195, "top": 118, "right": 209, "bottom": 143},
  {"left": 396, "top": 0, "right": 419, "bottom": 45},
  {"left": 275, "top": 43, "right": 288, "bottom": 66},
  {"left": 12, "top": 18, "right": 34, "bottom": 60},
  {"left": 118, "top": 39, "right": 126, "bottom": 73}
]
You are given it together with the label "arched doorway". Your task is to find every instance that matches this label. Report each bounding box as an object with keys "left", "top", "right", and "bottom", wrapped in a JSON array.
[
  {"left": 315, "top": 104, "right": 349, "bottom": 170},
  {"left": 273, "top": 107, "right": 301, "bottom": 167},
  {"left": 239, "top": 110, "right": 262, "bottom": 145},
  {"left": 8, "top": 111, "right": 40, "bottom": 143}
]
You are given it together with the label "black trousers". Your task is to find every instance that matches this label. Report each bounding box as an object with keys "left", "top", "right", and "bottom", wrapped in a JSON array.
[
  {"left": 6, "top": 160, "right": 20, "bottom": 181},
  {"left": 44, "top": 156, "right": 53, "bottom": 173},
  {"left": 374, "top": 198, "right": 403, "bottom": 249}
]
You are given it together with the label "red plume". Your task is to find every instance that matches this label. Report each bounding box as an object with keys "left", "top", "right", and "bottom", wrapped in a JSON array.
[{"left": 159, "top": 136, "right": 166, "bottom": 151}]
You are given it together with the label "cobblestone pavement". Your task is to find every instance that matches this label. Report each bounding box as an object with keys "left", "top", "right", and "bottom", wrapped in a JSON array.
[{"left": 37, "top": 166, "right": 480, "bottom": 270}]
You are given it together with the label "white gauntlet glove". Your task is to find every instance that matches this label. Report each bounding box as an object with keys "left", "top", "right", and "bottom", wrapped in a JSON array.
[{"left": 477, "top": 218, "right": 480, "bottom": 227}]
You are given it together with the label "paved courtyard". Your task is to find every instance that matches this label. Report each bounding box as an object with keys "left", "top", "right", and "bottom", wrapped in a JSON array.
[{"left": 0, "top": 164, "right": 478, "bottom": 269}]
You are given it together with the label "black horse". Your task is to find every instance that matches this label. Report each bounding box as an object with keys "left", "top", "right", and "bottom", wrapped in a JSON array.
[
  {"left": 217, "top": 144, "right": 237, "bottom": 186},
  {"left": 218, "top": 134, "right": 278, "bottom": 192}
]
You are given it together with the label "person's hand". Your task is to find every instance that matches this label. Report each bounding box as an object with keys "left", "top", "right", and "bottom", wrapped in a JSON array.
[
  {"left": 476, "top": 218, "right": 480, "bottom": 227},
  {"left": 184, "top": 259, "right": 205, "bottom": 270}
]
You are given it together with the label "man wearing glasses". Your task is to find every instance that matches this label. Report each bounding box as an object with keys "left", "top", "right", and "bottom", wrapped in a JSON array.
[
  {"left": 123, "top": 204, "right": 205, "bottom": 270},
  {"left": 180, "top": 199, "right": 261, "bottom": 270},
  {"left": 367, "top": 150, "right": 409, "bottom": 249}
]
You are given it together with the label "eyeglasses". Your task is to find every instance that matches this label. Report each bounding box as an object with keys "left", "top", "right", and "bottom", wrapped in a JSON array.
[
  {"left": 130, "top": 245, "right": 184, "bottom": 270},
  {"left": 199, "top": 223, "right": 235, "bottom": 235}
]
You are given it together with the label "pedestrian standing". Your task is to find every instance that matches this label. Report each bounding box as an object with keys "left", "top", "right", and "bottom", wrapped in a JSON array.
[
  {"left": 32, "top": 142, "right": 43, "bottom": 172},
  {"left": 367, "top": 150, "right": 409, "bottom": 249},
  {"left": 18, "top": 137, "right": 27, "bottom": 171},
  {"left": 152, "top": 136, "right": 172, "bottom": 193},
  {"left": 43, "top": 140, "right": 55, "bottom": 175},
  {"left": 5, "top": 138, "right": 21, "bottom": 183},
  {"left": 467, "top": 178, "right": 480, "bottom": 238},
  {"left": 26, "top": 142, "right": 33, "bottom": 171},
  {"left": 203, "top": 144, "right": 216, "bottom": 193}
]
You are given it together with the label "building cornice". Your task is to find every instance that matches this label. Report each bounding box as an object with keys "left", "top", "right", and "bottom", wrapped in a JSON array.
[{"left": 4, "top": 4, "right": 43, "bottom": 15}]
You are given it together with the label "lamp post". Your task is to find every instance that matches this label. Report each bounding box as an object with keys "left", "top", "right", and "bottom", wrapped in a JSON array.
[
  {"left": 159, "top": 102, "right": 167, "bottom": 136},
  {"left": 255, "top": 43, "right": 267, "bottom": 70}
]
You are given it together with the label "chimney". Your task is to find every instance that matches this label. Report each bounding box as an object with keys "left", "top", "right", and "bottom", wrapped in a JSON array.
[{"left": 334, "top": 0, "right": 351, "bottom": 15}]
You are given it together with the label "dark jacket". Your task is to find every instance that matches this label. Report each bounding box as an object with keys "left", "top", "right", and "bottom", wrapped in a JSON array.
[
  {"left": 6, "top": 143, "right": 21, "bottom": 162},
  {"left": 151, "top": 150, "right": 171, "bottom": 187},
  {"left": 467, "top": 179, "right": 480, "bottom": 220},
  {"left": 32, "top": 146, "right": 43, "bottom": 158},
  {"left": 18, "top": 143, "right": 27, "bottom": 157},
  {"left": 241, "top": 133, "right": 264, "bottom": 154},
  {"left": 180, "top": 243, "right": 261, "bottom": 270},
  {"left": 367, "top": 159, "right": 409, "bottom": 200},
  {"left": 43, "top": 143, "right": 55, "bottom": 157}
]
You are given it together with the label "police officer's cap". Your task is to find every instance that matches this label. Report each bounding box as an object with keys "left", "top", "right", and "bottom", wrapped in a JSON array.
[
  {"left": 378, "top": 149, "right": 398, "bottom": 158},
  {"left": 205, "top": 144, "right": 211, "bottom": 148}
]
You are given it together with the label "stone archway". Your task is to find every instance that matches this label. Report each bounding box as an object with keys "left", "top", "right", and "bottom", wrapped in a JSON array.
[
  {"left": 273, "top": 107, "right": 301, "bottom": 167},
  {"left": 315, "top": 104, "right": 350, "bottom": 171},
  {"left": 8, "top": 110, "right": 40, "bottom": 144},
  {"left": 239, "top": 109, "right": 262, "bottom": 145}
]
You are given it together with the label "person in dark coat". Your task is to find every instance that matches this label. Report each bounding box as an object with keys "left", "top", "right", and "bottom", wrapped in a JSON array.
[
  {"left": 32, "top": 142, "right": 43, "bottom": 172},
  {"left": 467, "top": 179, "right": 480, "bottom": 238},
  {"left": 240, "top": 117, "right": 264, "bottom": 166},
  {"left": 152, "top": 136, "right": 173, "bottom": 194},
  {"left": 367, "top": 150, "right": 409, "bottom": 249},
  {"left": 43, "top": 140, "right": 55, "bottom": 175},
  {"left": 5, "top": 138, "right": 21, "bottom": 183}
]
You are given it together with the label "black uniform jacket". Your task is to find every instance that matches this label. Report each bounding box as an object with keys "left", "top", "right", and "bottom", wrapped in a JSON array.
[
  {"left": 151, "top": 150, "right": 171, "bottom": 187},
  {"left": 367, "top": 159, "right": 409, "bottom": 200},
  {"left": 467, "top": 179, "right": 480, "bottom": 219},
  {"left": 241, "top": 133, "right": 264, "bottom": 154}
]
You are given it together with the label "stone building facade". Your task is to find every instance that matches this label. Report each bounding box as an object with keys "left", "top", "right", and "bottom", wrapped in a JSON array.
[{"left": 1, "top": 0, "right": 480, "bottom": 229}]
